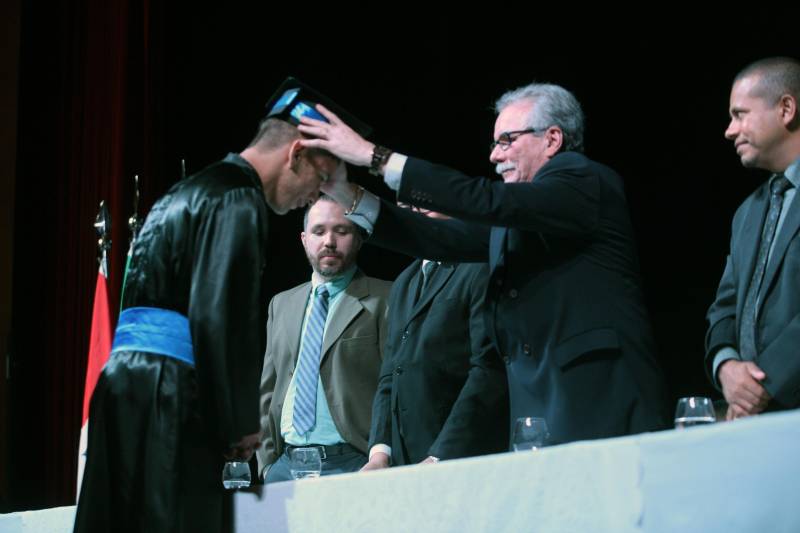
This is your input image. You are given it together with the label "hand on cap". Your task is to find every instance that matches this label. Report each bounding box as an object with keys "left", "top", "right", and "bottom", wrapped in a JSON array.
[
  {"left": 319, "top": 159, "right": 356, "bottom": 205},
  {"left": 298, "top": 104, "right": 374, "bottom": 167}
]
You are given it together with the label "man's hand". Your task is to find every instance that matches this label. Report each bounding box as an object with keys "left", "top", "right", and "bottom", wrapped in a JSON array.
[
  {"left": 718, "top": 359, "right": 771, "bottom": 418},
  {"left": 298, "top": 104, "right": 374, "bottom": 167},
  {"left": 224, "top": 432, "right": 262, "bottom": 461},
  {"left": 419, "top": 456, "right": 440, "bottom": 465},
  {"left": 360, "top": 451, "right": 390, "bottom": 472},
  {"left": 319, "top": 159, "right": 359, "bottom": 208},
  {"left": 726, "top": 403, "right": 751, "bottom": 421}
]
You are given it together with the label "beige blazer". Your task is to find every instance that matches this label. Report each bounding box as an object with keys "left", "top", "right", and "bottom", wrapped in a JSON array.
[{"left": 256, "top": 271, "right": 391, "bottom": 474}]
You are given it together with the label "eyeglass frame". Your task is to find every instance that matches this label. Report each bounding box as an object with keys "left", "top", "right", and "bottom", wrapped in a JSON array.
[{"left": 489, "top": 127, "right": 548, "bottom": 152}]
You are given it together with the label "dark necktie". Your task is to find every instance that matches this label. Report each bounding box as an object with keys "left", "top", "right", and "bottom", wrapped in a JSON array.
[
  {"left": 421, "top": 261, "right": 438, "bottom": 293},
  {"left": 413, "top": 261, "right": 438, "bottom": 306},
  {"left": 293, "top": 286, "right": 329, "bottom": 435},
  {"left": 739, "top": 175, "right": 792, "bottom": 360}
]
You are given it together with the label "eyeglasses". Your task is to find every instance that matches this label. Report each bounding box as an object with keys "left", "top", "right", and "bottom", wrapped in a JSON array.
[{"left": 489, "top": 128, "right": 546, "bottom": 152}]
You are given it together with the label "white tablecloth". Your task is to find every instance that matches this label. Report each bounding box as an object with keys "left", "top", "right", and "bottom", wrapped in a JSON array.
[{"left": 3, "top": 409, "right": 799, "bottom": 533}]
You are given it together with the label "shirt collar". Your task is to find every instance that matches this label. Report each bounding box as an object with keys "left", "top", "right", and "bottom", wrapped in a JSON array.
[
  {"left": 311, "top": 266, "right": 357, "bottom": 299},
  {"left": 783, "top": 156, "right": 800, "bottom": 188}
]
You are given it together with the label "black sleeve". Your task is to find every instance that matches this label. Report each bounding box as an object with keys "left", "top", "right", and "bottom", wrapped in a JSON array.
[
  {"left": 429, "top": 265, "right": 509, "bottom": 459},
  {"left": 398, "top": 155, "right": 603, "bottom": 237},
  {"left": 705, "top": 235, "right": 739, "bottom": 384},
  {"left": 189, "top": 188, "right": 268, "bottom": 449},
  {"left": 371, "top": 199, "right": 490, "bottom": 263}
]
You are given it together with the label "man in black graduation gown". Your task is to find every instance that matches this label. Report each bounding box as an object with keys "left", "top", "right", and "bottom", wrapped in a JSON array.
[{"left": 74, "top": 80, "right": 369, "bottom": 533}]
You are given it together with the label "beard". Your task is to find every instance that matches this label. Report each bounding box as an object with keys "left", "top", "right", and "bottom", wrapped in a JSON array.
[{"left": 307, "top": 249, "right": 354, "bottom": 279}]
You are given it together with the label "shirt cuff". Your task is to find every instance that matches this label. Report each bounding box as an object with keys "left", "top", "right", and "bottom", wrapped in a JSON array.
[
  {"left": 369, "top": 444, "right": 392, "bottom": 463},
  {"left": 346, "top": 189, "right": 381, "bottom": 236},
  {"left": 383, "top": 153, "right": 408, "bottom": 192},
  {"left": 712, "top": 346, "right": 741, "bottom": 389}
]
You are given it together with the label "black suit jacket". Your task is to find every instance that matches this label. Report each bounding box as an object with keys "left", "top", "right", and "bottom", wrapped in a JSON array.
[
  {"left": 369, "top": 152, "right": 669, "bottom": 444},
  {"left": 369, "top": 261, "right": 508, "bottom": 464},
  {"left": 706, "top": 178, "right": 800, "bottom": 408}
]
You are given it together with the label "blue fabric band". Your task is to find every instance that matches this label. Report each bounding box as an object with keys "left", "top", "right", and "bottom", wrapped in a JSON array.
[{"left": 111, "top": 307, "right": 195, "bottom": 366}]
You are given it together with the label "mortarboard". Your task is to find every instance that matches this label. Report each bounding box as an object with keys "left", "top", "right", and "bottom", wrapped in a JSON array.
[{"left": 265, "top": 77, "right": 372, "bottom": 138}]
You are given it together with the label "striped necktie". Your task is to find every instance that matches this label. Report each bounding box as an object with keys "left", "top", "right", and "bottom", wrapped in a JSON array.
[{"left": 292, "top": 285, "right": 330, "bottom": 435}]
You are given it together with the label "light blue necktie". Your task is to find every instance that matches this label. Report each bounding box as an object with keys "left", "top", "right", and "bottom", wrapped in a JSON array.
[{"left": 293, "top": 286, "right": 329, "bottom": 435}]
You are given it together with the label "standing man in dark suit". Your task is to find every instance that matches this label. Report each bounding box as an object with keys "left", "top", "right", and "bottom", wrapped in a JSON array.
[
  {"left": 298, "top": 82, "right": 669, "bottom": 445},
  {"left": 363, "top": 206, "right": 508, "bottom": 470},
  {"left": 257, "top": 195, "right": 392, "bottom": 482},
  {"left": 706, "top": 57, "right": 800, "bottom": 419}
]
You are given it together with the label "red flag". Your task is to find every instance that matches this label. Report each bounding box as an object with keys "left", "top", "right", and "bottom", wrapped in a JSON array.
[
  {"left": 77, "top": 265, "right": 113, "bottom": 497},
  {"left": 81, "top": 268, "right": 113, "bottom": 424}
]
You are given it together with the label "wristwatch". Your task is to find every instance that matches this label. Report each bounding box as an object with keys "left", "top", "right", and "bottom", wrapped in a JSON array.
[{"left": 369, "top": 145, "right": 392, "bottom": 176}]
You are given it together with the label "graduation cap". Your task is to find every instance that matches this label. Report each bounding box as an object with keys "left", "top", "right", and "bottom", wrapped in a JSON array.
[{"left": 265, "top": 77, "right": 372, "bottom": 138}]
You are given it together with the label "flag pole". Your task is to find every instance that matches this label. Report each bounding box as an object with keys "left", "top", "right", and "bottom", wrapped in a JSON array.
[
  {"left": 93, "top": 200, "right": 111, "bottom": 276},
  {"left": 128, "top": 174, "right": 142, "bottom": 241},
  {"left": 77, "top": 201, "right": 113, "bottom": 500},
  {"left": 120, "top": 175, "right": 141, "bottom": 309}
]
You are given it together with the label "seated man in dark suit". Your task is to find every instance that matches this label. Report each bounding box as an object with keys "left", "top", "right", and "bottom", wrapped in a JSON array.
[
  {"left": 257, "top": 195, "right": 392, "bottom": 482},
  {"left": 297, "top": 81, "right": 670, "bottom": 445},
  {"left": 706, "top": 57, "right": 800, "bottom": 419},
  {"left": 364, "top": 205, "right": 508, "bottom": 470}
]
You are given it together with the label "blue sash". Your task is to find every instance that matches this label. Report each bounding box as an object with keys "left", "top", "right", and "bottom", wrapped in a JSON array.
[{"left": 111, "top": 307, "right": 195, "bottom": 366}]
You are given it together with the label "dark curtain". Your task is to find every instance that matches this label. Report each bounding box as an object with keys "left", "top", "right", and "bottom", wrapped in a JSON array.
[
  {"left": 8, "top": 0, "right": 408, "bottom": 510},
  {"left": 8, "top": 2, "right": 410, "bottom": 510},
  {"left": 9, "top": 0, "right": 166, "bottom": 509}
]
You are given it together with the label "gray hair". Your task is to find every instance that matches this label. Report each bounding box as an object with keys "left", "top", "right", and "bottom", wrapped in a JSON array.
[
  {"left": 734, "top": 56, "right": 800, "bottom": 106},
  {"left": 495, "top": 83, "right": 585, "bottom": 153}
]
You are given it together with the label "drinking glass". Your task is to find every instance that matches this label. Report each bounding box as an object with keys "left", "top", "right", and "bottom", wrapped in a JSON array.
[
  {"left": 512, "top": 417, "right": 550, "bottom": 451},
  {"left": 289, "top": 447, "right": 322, "bottom": 480},
  {"left": 674, "top": 397, "right": 716, "bottom": 429},
  {"left": 222, "top": 461, "right": 251, "bottom": 489}
]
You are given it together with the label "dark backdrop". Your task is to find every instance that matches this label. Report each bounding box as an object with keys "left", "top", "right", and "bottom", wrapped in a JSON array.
[{"left": 5, "top": 5, "right": 798, "bottom": 510}]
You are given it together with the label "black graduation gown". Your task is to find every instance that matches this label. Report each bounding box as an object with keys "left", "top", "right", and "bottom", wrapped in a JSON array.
[{"left": 74, "top": 154, "right": 269, "bottom": 533}]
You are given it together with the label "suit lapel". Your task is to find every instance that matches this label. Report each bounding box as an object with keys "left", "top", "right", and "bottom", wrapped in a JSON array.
[
  {"left": 396, "top": 260, "right": 422, "bottom": 328},
  {"left": 489, "top": 226, "right": 507, "bottom": 272},
  {"left": 408, "top": 263, "right": 455, "bottom": 322},
  {"left": 737, "top": 189, "right": 769, "bottom": 300},
  {"left": 320, "top": 273, "right": 367, "bottom": 366},
  {"left": 761, "top": 192, "right": 800, "bottom": 299},
  {"left": 286, "top": 283, "right": 312, "bottom": 368}
]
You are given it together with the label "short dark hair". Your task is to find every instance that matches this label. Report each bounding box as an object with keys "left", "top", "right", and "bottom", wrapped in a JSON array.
[
  {"left": 247, "top": 118, "right": 301, "bottom": 150},
  {"left": 734, "top": 56, "right": 800, "bottom": 105},
  {"left": 303, "top": 194, "right": 367, "bottom": 241}
]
